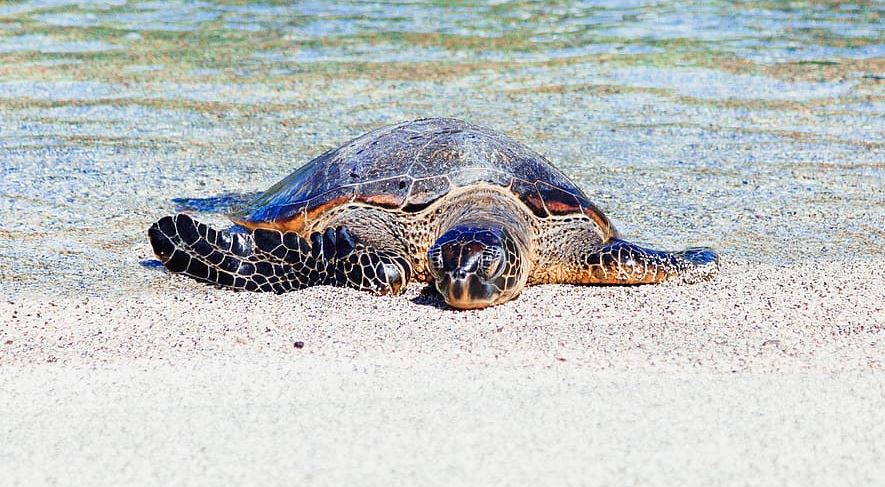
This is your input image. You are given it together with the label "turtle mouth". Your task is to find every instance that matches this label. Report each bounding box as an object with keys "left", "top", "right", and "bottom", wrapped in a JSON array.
[{"left": 441, "top": 273, "right": 498, "bottom": 310}]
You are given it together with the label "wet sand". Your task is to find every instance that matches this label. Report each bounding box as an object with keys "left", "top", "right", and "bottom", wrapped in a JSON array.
[{"left": 2, "top": 1, "right": 884, "bottom": 485}]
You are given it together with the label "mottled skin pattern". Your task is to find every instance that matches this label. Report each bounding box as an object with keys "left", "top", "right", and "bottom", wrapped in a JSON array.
[
  {"left": 148, "top": 214, "right": 410, "bottom": 295},
  {"left": 149, "top": 118, "right": 719, "bottom": 309}
]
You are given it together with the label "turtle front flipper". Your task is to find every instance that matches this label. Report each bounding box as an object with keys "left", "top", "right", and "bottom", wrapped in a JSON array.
[
  {"left": 147, "top": 214, "right": 410, "bottom": 295},
  {"left": 574, "top": 238, "right": 719, "bottom": 285}
]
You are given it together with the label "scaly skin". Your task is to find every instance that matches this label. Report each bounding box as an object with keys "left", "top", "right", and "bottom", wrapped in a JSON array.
[
  {"left": 148, "top": 190, "right": 719, "bottom": 308},
  {"left": 575, "top": 239, "right": 719, "bottom": 285},
  {"left": 148, "top": 214, "right": 410, "bottom": 296}
]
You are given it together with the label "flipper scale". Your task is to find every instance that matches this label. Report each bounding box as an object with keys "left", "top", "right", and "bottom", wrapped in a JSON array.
[
  {"left": 575, "top": 239, "right": 719, "bottom": 285},
  {"left": 148, "top": 214, "right": 411, "bottom": 295}
]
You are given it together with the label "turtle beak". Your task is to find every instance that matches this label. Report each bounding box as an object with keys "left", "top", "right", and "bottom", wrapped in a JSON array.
[
  {"left": 442, "top": 272, "right": 496, "bottom": 310},
  {"left": 447, "top": 275, "right": 469, "bottom": 304}
]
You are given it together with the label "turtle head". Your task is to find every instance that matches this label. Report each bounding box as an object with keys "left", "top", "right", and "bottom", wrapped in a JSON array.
[{"left": 427, "top": 224, "right": 526, "bottom": 309}]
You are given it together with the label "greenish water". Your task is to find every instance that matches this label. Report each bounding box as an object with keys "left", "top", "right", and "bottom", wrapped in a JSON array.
[{"left": 0, "top": 0, "right": 882, "bottom": 297}]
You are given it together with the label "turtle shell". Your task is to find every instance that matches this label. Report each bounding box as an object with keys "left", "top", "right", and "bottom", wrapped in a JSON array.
[{"left": 230, "top": 118, "right": 614, "bottom": 236}]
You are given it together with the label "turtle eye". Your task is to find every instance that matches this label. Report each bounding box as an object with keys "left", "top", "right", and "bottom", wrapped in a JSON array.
[{"left": 480, "top": 249, "right": 504, "bottom": 280}]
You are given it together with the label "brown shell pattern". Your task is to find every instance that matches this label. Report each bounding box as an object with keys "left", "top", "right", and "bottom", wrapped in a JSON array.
[{"left": 231, "top": 118, "right": 612, "bottom": 232}]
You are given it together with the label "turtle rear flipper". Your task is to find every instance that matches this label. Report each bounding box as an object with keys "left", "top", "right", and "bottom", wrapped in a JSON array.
[
  {"left": 577, "top": 238, "right": 719, "bottom": 285},
  {"left": 147, "top": 214, "right": 410, "bottom": 295}
]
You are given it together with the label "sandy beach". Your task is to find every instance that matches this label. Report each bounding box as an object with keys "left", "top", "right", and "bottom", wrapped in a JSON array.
[
  {"left": 3, "top": 260, "right": 884, "bottom": 485},
  {"left": 1, "top": 0, "right": 884, "bottom": 485},
  {"left": 3, "top": 259, "right": 885, "bottom": 371}
]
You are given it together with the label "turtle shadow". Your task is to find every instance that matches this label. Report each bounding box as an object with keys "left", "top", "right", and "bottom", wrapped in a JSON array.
[
  {"left": 140, "top": 259, "right": 165, "bottom": 271},
  {"left": 171, "top": 191, "right": 262, "bottom": 214},
  {"left": 409, "top": 285, "right": 450, "bottom": 310}
]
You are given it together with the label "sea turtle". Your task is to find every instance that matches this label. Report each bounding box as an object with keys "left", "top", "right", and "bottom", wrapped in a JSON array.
[{"left": 148, "top": 117, "right": 718, "bottom": 309}]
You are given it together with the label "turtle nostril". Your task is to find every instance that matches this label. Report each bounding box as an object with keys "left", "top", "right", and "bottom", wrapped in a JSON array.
[{"left": 454, "top": 269, "right": 468, "bottom": 279}]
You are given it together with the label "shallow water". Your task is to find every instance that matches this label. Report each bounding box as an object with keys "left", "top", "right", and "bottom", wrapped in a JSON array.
[{"left": 0, "top": 0, "right": 882, "bottom": 298}]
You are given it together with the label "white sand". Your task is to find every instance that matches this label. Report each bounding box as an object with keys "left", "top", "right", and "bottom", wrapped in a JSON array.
[
  {"left": 2, "top": 259, "right": 884, "bottom": 485},
  {"left": 3, "top": 360, "right": 884, "bottom": 486}
]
